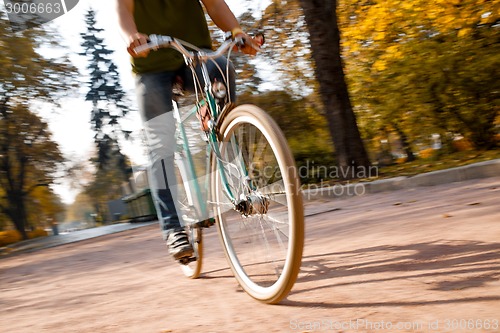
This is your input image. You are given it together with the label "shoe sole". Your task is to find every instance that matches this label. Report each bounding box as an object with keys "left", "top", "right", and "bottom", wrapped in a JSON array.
[{"left": 172, "top": 248, "right": 194, "bottom": 260}]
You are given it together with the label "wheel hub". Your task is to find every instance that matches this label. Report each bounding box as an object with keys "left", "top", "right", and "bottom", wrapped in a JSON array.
[{"left": 235, "top": 192, "right": 270, "bottom": 216}]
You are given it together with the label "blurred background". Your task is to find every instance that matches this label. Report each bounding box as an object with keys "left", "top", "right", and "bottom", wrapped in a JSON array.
[{"left": 0, "top": 0, "right": 498, "bottom": 245}]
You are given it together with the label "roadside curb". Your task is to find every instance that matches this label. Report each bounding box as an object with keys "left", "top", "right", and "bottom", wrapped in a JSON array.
[
  {"left": 302, "top": 159, "right": 500, "bottom": 201},
  {"left": 0, "top": 221, "right": 157, "bottom": 258}
]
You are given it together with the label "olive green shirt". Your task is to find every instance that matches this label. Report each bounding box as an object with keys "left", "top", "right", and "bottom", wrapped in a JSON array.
[{"left": 132, "top": 0, "right": 212, "bottom": 73}]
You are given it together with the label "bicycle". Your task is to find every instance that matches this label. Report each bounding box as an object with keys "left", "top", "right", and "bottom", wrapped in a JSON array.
[{"left": 135, "top": 34, "right": 304, "bottom": 304}]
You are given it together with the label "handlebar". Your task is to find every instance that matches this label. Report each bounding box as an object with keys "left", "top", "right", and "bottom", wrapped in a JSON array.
[{"left": 133, "top": 34, "right": 245, "bottom": 62}]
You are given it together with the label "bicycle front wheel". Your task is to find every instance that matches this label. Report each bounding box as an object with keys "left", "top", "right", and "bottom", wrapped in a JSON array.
[{"left": 212, "top": 104, "right": 304, "bottom": 304}]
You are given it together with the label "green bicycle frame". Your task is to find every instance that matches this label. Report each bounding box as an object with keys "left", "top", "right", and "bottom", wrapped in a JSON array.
[{"left": 173, "top": 84, "right": 246, "bottom": 221}]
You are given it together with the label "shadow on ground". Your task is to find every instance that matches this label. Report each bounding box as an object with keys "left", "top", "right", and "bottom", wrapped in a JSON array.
[{"left": 283, "top": 240, "right": 500, "bottom": 308}]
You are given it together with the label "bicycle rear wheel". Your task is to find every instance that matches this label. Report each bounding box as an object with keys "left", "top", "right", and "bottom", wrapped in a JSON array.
[
  {"left": 212, "top": 104, "right": 304, "bottom": 304},
  {"left": 179, "top": 223, "right": 203, "bottom": 279}
]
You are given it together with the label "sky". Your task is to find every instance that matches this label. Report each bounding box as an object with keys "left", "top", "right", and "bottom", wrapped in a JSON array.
[
  {"left": 34, "top": 0, "right": 266, "bottom": 204},
  {"left": 37, "top": 0, "right": 140, "bottom": 204}
]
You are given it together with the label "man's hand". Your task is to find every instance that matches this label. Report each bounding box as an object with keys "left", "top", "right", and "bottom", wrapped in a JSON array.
[
  {"left": 233, "top": 30, "right": 264, "bottom": 56},
  {"left": 127, "top": 32, "right": 150, "bottom": 58}
]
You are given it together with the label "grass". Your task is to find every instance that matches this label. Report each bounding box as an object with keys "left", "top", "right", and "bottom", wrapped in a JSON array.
[
  {"left": 309, "top": 148, "right": 500, "bottom": 187},
  {"left": 377, "top": 149, "right": 500, "bottom": 179}
]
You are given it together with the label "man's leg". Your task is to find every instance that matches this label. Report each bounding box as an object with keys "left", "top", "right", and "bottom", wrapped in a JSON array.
[
  {"left": 178, "top": 56, "right": 236, "bottom": 225},
  {"left": 135, "top": 71, "right": 193, "bottom": 260}
]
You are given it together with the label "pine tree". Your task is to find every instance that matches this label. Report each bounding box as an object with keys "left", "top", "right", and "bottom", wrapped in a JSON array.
[
  {"left": 79, "top": 9, "right": 132, "bottom": 223},
  {"left": 79, "top": 9, "right": 131, "bottom": 171}
]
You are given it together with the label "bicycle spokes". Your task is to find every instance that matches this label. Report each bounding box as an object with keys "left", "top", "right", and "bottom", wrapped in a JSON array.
[{"left": 213, "top": 105, "right": 304, "bottom": 303}]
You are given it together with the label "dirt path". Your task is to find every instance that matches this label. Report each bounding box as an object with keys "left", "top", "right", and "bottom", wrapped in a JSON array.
[{"left": 1, "top": 178, "right": 499, "bottom": 333}]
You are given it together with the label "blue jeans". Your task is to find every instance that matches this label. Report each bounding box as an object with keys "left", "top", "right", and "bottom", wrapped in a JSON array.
[{"left": 135, "top": 56, "right": 235, "bottom": 240}]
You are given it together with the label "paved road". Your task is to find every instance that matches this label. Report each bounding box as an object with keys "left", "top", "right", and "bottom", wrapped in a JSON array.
[
  {"left": 4, "top": 159, "right": 499, "bottom": 257},
  {"left": 1, "top": 177, "right": 499, "bottom": 332}
]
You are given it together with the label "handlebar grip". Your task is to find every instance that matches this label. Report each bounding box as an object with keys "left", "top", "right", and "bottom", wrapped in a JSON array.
[
  {"left": 133, "top": 35, "right": 173, "bottom": 55},
  {"left": 234, "top": 37, "right": 246, "bottom": 48},
  {"left": 133, "top": 44, "right": 150, "bottom": 55}
]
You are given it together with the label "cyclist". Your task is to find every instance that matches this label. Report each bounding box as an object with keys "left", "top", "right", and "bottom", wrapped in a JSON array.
[{"left": 115, "top": 0, "right": 262, "bottom": 261}]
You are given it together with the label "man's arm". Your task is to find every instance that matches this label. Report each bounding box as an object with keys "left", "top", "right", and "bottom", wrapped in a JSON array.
[
  {"left": 201, "top": 0, "right": 262, "bottom": 55},
  {"left": 115, "top": 0, "right": 149, "bottom": 57},
  {"left": 200, "top": 0, "right": 240, "bottom": 34}
]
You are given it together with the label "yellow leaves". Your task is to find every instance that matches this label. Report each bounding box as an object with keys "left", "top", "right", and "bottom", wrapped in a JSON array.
[
  {"left": 342, "top": 39, "right": 360, "bottom": 54},
  {"left": 401, "top": 2, "right": 414, "bottom": 10},
  {"left": 0, "top": 230, "right": 22, "bottom": 247},
  {"left": 386, "top": 45, "right": 399, "bottom": 54},
  {"left": 386, "top": 45, "right": 403, "bottom": 59},
  {"left": 375, "top": 48, "right": 403, "bottom": 74},
  {"left": 440, "top": 15, "right": 456, "bottom": 26},
  {"left": 427, "top": 9, "right": 440, "bottom": 20},
  {"left": 372, "top": 59, "right": 387, "bottom": 72},
  {"left": 479, "top": 12, "right": 495, "bottom": 25},
  {"left": 458, "top": 28, "right": 472, "bottom": 37},
  {"left": 342, "top": 0, "right": 498, "bottom": 48},
  {"left": 374, "top": 31, "right": 386, "bottom": 41},
  {"left": 370, "top": 46, "right": 403, "bottom": 73},
  {"left": 340, "top": 0, "right": 498, "bottom": 78}
]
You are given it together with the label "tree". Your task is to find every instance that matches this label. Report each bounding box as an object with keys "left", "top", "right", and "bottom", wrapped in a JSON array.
[
  {"left": 238, "top": 90, "right": 335, "bottom": 183},
  {"left": 254, "top": 0, "right": 370, "bottom": 176},
  {"left": 79, "top": 9, "right": 133, "bottom": 222},
  {"left": 231, "top": 11, "right": 264, "bottom": 94},
  {"left": 294, "top": 0, "right": 371, "bottom": 175},
  {"left": 0, "top": 104, "right": 64, "bottom": 238},
  {"left": 0, "top": 18, "right": 75, "bottom": 104},
  {"left": 0, "top": 16, "right": 75, "bottom": 238},
  {"left": 29, "top": 184, "right": 66, "bottom": 229},
  {"left": 203, "top": 10, "right": 263, "bottom": 94},
  {"left": 85, "top": 136, "right": 131, "bottom": 223},
  {"left": 65, "top": 192, "right": 95, "bottom": 226},
  {"left": 339, "top": 0, "right": 499, "bottom": 151},
  {"left": 259, "top": 0, "right": 316, "bottom": 94}
]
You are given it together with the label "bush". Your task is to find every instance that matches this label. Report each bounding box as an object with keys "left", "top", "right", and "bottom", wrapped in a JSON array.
[
  {"left": 0, "top": 228, "right": 48, "bottom": 247},
  {"left": 452, "top": 138, "right": 474, "bottom": 151},
  {"left": 419, "top": 148, "right": 437, "bottom": 159},
  {"left": 28, "top": 229, "right": 48, "bottom": 239},
  {"left": 0, "top": 230, "right": 22, "bottom": 247}
]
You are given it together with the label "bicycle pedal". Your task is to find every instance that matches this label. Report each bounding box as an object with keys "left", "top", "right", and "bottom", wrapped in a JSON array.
[
  {"left": 194, "top": 218, "right": 215, "bottom": 228},
  {"left": 179, "top": 256, "right": 197, "bottom": 265}
]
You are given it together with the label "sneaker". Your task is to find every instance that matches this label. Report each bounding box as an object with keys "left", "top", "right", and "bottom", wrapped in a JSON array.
[{"left": 166, "top": 228, "right": 194, "bottom": 260}]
